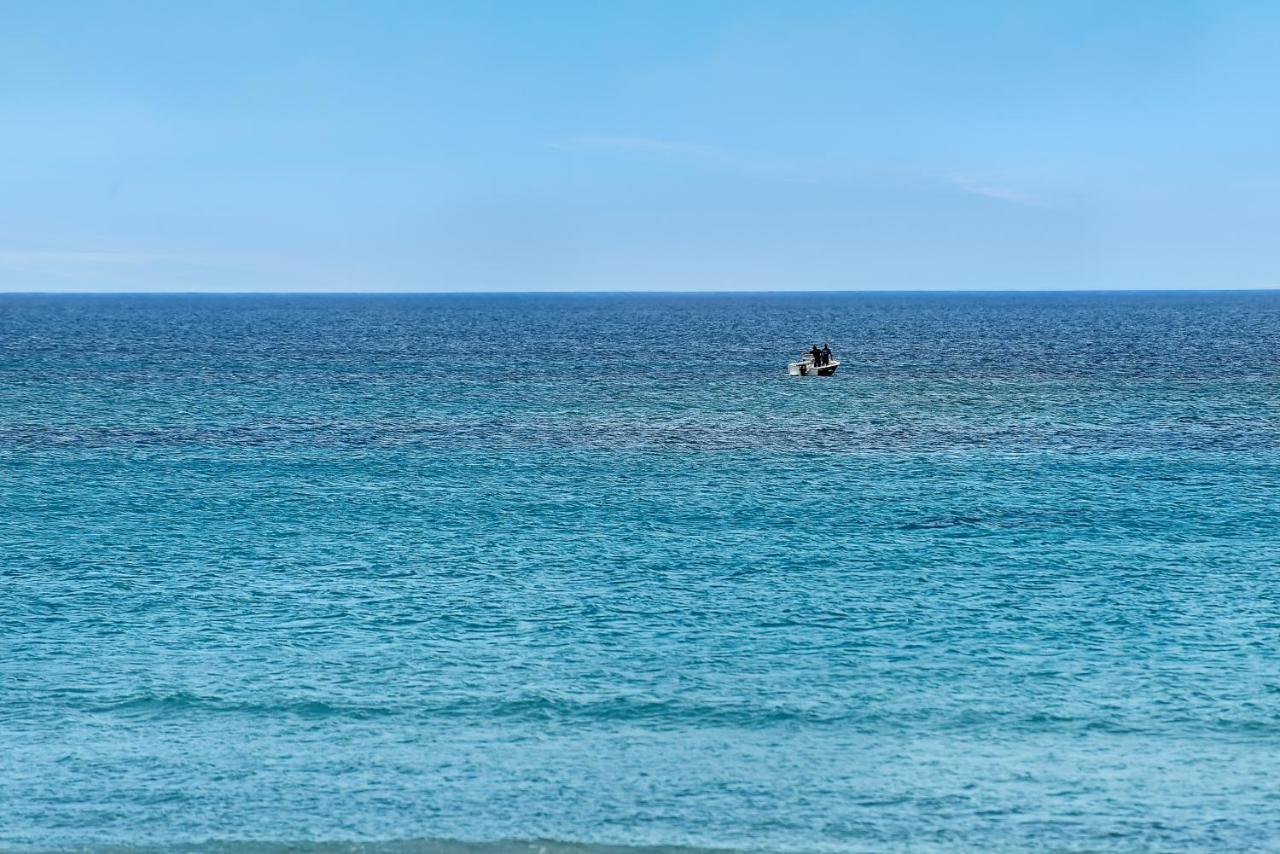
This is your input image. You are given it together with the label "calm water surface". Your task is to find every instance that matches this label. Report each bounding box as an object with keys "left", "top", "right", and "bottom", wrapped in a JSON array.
[{"left": 2, "top": 293, "right": 1280, "bottom": 852}]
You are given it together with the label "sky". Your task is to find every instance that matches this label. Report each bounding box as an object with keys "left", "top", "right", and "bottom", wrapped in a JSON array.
[{"left": 1, "top": 0, "right": 1278, "bottom": 292}]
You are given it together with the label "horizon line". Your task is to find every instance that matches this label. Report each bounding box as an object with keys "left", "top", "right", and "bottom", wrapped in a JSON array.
[{"left": 1, "top": 288, "right": 1279, "bottom": 297}]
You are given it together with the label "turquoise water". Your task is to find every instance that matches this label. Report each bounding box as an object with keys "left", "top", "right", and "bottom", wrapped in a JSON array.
[{"left": 3, "top": 292, "right": 1280, "bottom": 852}]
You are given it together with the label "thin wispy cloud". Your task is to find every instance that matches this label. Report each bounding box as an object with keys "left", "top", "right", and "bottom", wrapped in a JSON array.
[
  {"left": 0, "top": 249, "right": 206, "bottom": 284},
  {"left": 553, "top": 139, "right": 1052, "bottom": 210},
  {"left": 949, "top": 176, "right": 1044, "bottom": 207},
  {"left": 547, "top": 136, "right": 729, "bottom": 158},
  {"left": 0, "top": 248, "right": 181, "bottom": 268},
  {"left": 547, "top": 135, "right": 833, "bottom": 184}
]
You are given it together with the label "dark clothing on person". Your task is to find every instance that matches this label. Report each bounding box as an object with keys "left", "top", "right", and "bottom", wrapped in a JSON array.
[{"left": 820, "top": 345, "right": 832, "bottom": 365}]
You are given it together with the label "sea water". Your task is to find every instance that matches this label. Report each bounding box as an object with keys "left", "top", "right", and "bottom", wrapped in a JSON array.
[{"left": 2, "top": 292, "right": 1279, "bottom": 852}]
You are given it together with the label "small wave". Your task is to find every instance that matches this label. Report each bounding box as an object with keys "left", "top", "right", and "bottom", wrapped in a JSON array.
[
  {"left": 91, "top": 691, "right": 396, "bottom": 721},
  {"left": 32, "top": 838, "right": 739, "bottom": 854},
  {"left": 898, "top": 515, "right": 983, "bottom": 530},
  {"left": 461, "top": 694, "right": 854, "bottom": 727},
  {"left": 84, "top": 690, "right": 864, "bottom": 729}
]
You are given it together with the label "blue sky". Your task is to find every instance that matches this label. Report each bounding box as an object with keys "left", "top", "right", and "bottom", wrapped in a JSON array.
[{"left": 2, "top": 0, "right": 1278, "bottom": 291}]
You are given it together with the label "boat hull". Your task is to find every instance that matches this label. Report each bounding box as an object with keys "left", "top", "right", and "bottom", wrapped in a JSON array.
[{"left": 788, "top": 359, "right": 840, "bottom": 377}]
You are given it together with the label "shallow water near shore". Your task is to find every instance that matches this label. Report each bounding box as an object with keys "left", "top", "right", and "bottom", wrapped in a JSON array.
[{"left": 3, "top": 292, "right": 1280, "bottom": 852}]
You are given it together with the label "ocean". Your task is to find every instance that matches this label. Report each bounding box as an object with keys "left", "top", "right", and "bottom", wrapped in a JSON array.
[{"left": 2, "top": 292, "right": 1279, "bottom": 852}]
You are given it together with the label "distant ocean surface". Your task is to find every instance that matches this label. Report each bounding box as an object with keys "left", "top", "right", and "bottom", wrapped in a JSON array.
[{"left": 3, "top": 292, "right": 1280, "bottom": 853}]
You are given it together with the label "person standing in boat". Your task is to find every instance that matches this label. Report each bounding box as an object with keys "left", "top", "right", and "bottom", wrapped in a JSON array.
[
  {"left": 810, "top": 344, "right": 822, "bottom": 365},
  {"left": 820, "top": 342, "right": 832, "bottom": 366}
]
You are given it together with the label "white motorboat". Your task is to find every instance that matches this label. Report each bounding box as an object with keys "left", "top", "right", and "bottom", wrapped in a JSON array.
[{"left": 788, "top": 344, "right": 839, "bottom": 376}]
